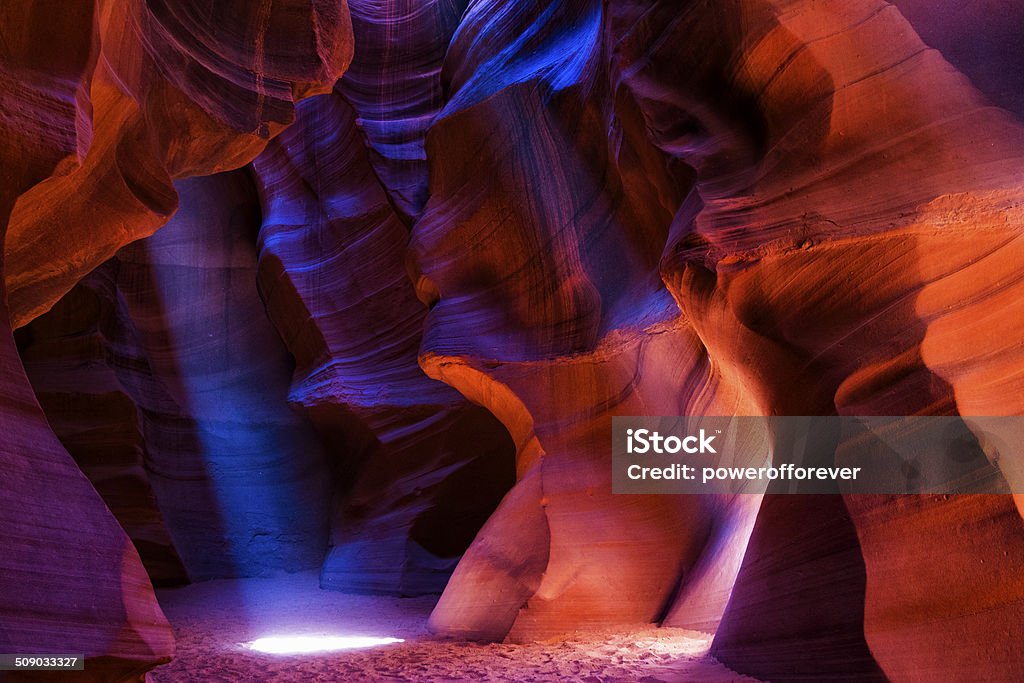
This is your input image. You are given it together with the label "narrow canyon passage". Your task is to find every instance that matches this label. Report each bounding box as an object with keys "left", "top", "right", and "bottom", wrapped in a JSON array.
[{"left": 1, "top": 1, "right": 1023, "bottom": 682}]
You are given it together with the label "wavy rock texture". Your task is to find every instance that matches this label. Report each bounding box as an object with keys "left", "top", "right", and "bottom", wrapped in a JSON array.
[
  {"left": 0, "top": 1, "right": 351, "bottom": 676},
  {"left": 0, "top": 2, "right": 174, "bottom": 678},
  {"left": 112, "top": 171, "right": 333, "bottom": 579},
  {"left": 610, "top": 1, "right": 1024, "bottom": 680},
  {"left": 253, "top": 82, "right": 516, "bottom": 596},
  {"left": 246, "top": 0, "right": 517, "bottom": 597},
  {"left": 4, "top": 1, "right": 1024, "bottom": 681},
  {"left": 4, "top": 0, "right": 353, "bottom": 327},
  {"left": 17, "top": 265, "right": 189, "bottom": 586},
  {"left": 890, "top": 0, "right": 1024, "bottom": 119},
  {"left": 21, "top": 171, "right": 335, "bottom": 584},
  {"left": 413, "top": 0, "right": 1024, "bottom": 679},
  {"left": 414, "top": 0, "right": 766, "bottom": 641},
  {"left": 336, "top": 0, "right": 467, "bottom": 222}
]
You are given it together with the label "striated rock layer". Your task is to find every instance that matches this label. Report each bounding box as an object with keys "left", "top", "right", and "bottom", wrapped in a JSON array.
[
  {"left": 336, "top": 0, "right": 468, "bottom": 221},
  {"left": 253, "top": 84, "right": 515, "bottom": 596},
  {"left": 247, "top": 0, "right": 516, "bottom": 597},
  {"left": 3, "top": 0, "right": 1024, "bottom": 681},
  {"left": 0, "top": 2, "right": 173, "bottom": 678},
  {"left": 114, "top": 171, "right": 334, "bottom": 579},
  {"left": 414, "top": 0, "right": 764, "bottom": 641},
  {"left": 615, "top": 2, "right": 1024, "bottom": 679},
  {"left": 5, "top": 0, "right": 353, "bottom": 327},
  {"left": 17, "top": 265, "right": 189, "bottom": 586},
  {"left": 1, "top": 0, "right": 352, "bottom": 676},
  {"left": 22, "top": 171, "right": 336, "bottom": 582},
  {"left": 411, "top": 0, "right": 1024, "bottom": 680}
]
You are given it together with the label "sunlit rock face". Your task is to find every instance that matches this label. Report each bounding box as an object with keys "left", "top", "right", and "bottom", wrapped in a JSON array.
[
  {"left": 4, "top": 0, "right": 353, "bottom": 328},
  {"left": 607, "top": 2, "right": 1024, "bottom": 680},
  {"left": 413, "top": 0, "right": 1024, "bottom": 677},
  {"left": 413, "top": 0, "right": 763, "bottom": 642},
  {"left": 3, "top": 0, "right": 1024, "bottom": 681},
  {"left": 0, "top": 1, "right": 350, "bottom": 677}
]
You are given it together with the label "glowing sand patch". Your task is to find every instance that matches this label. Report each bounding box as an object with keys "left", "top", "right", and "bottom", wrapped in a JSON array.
[
  {"left": 247, "top": 635, "right": 404, "bottom": 654},
  {"left": 640, "top": 637, "right": 712, "bottom": 656}
]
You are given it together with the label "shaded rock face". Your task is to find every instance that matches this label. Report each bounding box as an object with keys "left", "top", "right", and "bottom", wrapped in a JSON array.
[
  {"left": 0, "top": 2, "right": 164, "bottom": 679},
  {"left": 3, "top": 1, "right": 1024, "bottom": 682},
  {"left": 890, "top": 0, "right": 1024, "bottom": 119},
  {"left": 252, "top": 0, "right": 517, "bottom": 592},
  {"left": 0, "top": 0, "right": 351, "bottom": 677},
  {"left": 21, "top": 171, "right": 334, "bottom": 582},
  {"left": 17, "top": 265, "right": 190, "bottom": 587},
  {"left": 113, "top": 171, "right": 333, "bottom": 579},
  {"left": 24, "top": 155, "right": 516, "bottom": 596}
]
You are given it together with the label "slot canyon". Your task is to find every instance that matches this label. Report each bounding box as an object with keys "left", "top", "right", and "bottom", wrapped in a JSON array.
[{"left": 0, "top": 0, "right": 1022, "bottom": 681}]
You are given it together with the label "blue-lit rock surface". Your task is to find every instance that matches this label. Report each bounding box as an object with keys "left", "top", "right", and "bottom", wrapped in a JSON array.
[{"left": 3, "top": 1, "right": 1024, "bottom": 681}]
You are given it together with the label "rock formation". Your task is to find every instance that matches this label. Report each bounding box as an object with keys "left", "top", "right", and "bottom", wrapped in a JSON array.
[
  {"left": 0, "top": 0, "right": 350, "bottom": 677},
  {"left": 417, "top": 0, "right": 1024, "bottom": 677},
  {"left": 113, "top": 171, "right": 334, "bottom": 579},
  {"left": 251, "top": 0, "right": 517, "bottom": 592},
  {"left": 17, "top": 264, "right": 189, "bottom": 586},
  {"left": 614, "top": 2, "right": 1024, "bottom": 678},
  {"left": 414, "top": 0, "right": 763, "bottom": 640},
  {"left": 0, "top": 3, "right": 172, "bottom": 679},
  {"left": 3, "top": 0, "right": 1024, "bottom": 681},
  {"left": 22, "top": 170, "right": 337, "bottom": 582},
  {"left": 4, "top": 0, "right": 353, "bottom": 328}
]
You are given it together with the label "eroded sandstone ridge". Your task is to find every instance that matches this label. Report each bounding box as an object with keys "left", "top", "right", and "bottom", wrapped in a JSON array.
[
  {"left": 5, "top": 0, "right": 353, "bottom": 328},
  {"left": 4, "top": 1, "right": 1024, "bottom": 681},
  {"left": 1, "top": 0, "right": 351, "bottom": 678}
]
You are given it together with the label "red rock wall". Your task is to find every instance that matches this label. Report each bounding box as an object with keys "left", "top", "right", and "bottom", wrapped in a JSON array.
[
  {"left": 413, "top": 0, "right": 764, "bottom": 640},
  {"left": 608, "top": 0, "right": 1024, "bottom": 679},
  {"left": 253, "top": 86, "right": 516, "bottom": 596},
  {"left": 17, "top": 265, "right": 189, "bottom": 586},
  {"left": 0, "top": 0, "right": 351, "bottom": 676},
  {"left": 416, "top": 0, "right": 1024, "bottom": 678},
  {"left": 0, "top": 2, "right": 173, "bottom": 678},
  {"left": 4, "top": 0, "right": 353, "bottom": 328},
  {"left": 3, "top": 1, "right": 1024, "bottom": 680}
]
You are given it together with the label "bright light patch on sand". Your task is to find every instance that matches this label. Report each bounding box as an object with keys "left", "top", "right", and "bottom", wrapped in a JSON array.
[
  {"left": 635, "top": 632, "right": 714, "bottom": 656},
  {"left": 247, "top": 635, "right": 404, "bottom": 654}
]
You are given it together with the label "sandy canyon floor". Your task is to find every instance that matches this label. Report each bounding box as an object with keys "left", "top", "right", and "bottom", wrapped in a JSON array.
[{"left": 150, "top": 572, "right": 758, "bottom": 682}]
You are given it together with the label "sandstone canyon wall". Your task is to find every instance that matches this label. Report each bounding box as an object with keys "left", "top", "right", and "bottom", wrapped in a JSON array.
[
  {"left": 3, "top": 1, "right": 1024, "bottom": 682},
  {"left": 0, "top": 0, "right": 351, "bottom": 678},
  {"left": 113, "top": 171, "right": 332, "bottom": 580}
]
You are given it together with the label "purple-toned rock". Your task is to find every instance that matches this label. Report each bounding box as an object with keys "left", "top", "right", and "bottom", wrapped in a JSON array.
[
  {"left": 17, "top": 265, "right": 188, "bottom": 586},
  {"left": 112, "top": 171, "right": 333, "bottom": 579},
  {"left": 254, "top": 87, "right": 514, "bottom": 596},
  {"left": 0, "top": 2, "right": 173, "bottom": 677}
]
